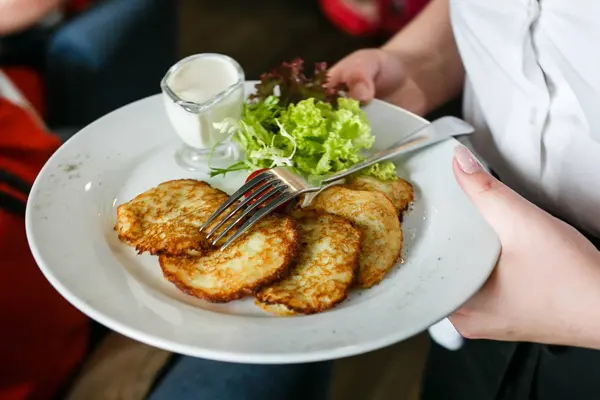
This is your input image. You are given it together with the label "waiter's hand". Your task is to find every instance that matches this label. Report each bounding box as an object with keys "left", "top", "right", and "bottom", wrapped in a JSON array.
[
  {"left": 327, "top": 49, "right": 430, "bottom": 116},
  {"left": 450, "top": 145, "right": 600, "bottom": 349}
]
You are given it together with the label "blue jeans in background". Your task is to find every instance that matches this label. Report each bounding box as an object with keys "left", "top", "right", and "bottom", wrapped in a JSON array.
[{"left": 148, "top": 356, "right": 333, "bottom": 400}]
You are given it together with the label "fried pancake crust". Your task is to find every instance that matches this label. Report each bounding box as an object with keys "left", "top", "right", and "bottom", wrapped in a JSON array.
[
  {"left": 301, "top": 187, "right": 402, "bottom": 288},
  {"left": 256, "top": 212, "right": 361, "bottom": 315},
  {"left": 346, "top": 175, "right": 414, "bottom": 214},
  {"left": 116, "top": 180, "right": 232, "bottom": 256},
  {"left": 159, "top": 215, "right": 299, "bottom": 302}
]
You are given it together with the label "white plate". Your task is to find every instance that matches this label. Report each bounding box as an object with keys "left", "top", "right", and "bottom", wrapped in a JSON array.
[{"left": 26, "top": 83, "right": 500, "bottom": 364}]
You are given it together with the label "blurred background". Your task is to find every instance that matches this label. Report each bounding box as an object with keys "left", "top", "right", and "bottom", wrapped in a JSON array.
[
  {"left": 0, "top": 0, "right": 387, "bottom": 128},
  {"left": 1, "top": 0, "right": 440, "bottom": 129},
  {"left": 178, "top": 0, "right": 380, "bottom": 79}
]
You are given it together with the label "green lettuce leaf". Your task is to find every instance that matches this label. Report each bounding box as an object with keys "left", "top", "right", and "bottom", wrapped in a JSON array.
[
  {"left": 211, "top": 96, "right": 396, "bottom": 181},
  {"left": 361, "top": 162, "right": 397, "bottom": 181}
]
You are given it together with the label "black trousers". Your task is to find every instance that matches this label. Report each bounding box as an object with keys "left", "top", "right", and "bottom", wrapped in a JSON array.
[{"left": 421, "top": 227, "right": 600, "bottom": 400}]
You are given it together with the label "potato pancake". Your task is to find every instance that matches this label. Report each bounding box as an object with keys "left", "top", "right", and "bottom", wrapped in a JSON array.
[
  {"left": 159, "top": 215, "right": 299, "bottom": 302},
  {"left": 346, "top": 175, "right": 414, "bottom": 214},
  {"left": 116, "top": 179, "right": 233, "bottom": 256},
  {"left": 256, "top": 212, "right": 360, "bottom": 315},
  {"left": 302, "top": 187, "right": 402, "bottom": 288}
]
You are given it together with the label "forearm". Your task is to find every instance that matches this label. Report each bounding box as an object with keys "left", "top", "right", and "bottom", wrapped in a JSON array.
[
  {"left": 382, "top": 0, "right": 464, "bottom": 115},
  {"left": 0, "top": 0, "right": 65, "bottom": 36}
]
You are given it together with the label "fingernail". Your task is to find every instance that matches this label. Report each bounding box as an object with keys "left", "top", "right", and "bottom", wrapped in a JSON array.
[
  {"left": 353, "top": 82, "right": 370, "bottom": 101},
  {"left": 454, "top": 145, "right": 482, "bottom": 174}
]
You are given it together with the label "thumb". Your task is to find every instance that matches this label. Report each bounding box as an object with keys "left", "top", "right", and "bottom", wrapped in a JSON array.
[
  {"left": 347, "top": 81, "right": 375, "bottom": 104},
  {"left": 327, "top": 66, "right": 374, "bottom": 103},
  {"left": 453, "top": 145, "right": 531, "bottom": 238},
  {"left": 328, "top": 50, "right": 381, "bottom": 103},
  {"left": 342, "top": 66, "right": 376, "bottom": 103}
]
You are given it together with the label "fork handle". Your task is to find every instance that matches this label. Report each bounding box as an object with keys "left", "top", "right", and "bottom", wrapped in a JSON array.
[{"left": 321, "top": 116, "right": 474, "bottom": 184}]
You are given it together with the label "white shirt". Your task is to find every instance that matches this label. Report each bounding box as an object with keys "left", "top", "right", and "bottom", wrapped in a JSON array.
[{"left": 450, "top": 0, "right": 600, "bottom": 238}]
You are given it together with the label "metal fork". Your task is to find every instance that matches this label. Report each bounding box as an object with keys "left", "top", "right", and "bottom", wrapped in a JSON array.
[{"left": 200, "top": 116, "right": 474, "bottom": 250}]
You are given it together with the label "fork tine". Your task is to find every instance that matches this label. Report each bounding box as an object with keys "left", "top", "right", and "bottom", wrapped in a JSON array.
[
  {"left": 204, "top": 180, "right": 287, "bottom": 239},
  {"left": 210, "top": 185, "right": 287, "bottom": 246},
  {"left": 199, "top": 171, "right": 274, "bottom": 232},
  {"left": 219, "top": 191, "right": 299, "bottom": 251}
]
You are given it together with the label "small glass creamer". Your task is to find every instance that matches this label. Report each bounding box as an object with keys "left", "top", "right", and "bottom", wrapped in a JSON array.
[{"left": 161, "top": 53, "right": 244, "bottom": 171}]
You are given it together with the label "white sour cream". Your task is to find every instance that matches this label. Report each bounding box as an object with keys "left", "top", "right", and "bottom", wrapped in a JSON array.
[{"left": 161, "top": 54, "right": 245, "bottom": 149}]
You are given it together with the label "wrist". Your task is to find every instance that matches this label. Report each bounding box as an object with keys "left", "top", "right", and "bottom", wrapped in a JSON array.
[
  {"left": 379, "top": 47, "right": 454, "bottom": 116},
  {"left": 380, "top": 72, "right": 430, "bottom": 116}
]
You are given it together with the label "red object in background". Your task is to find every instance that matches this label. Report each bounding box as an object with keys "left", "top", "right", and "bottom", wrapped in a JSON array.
[
  {"left": 0, "top": 98, "right": 90, "bottom": 400},
  {"left": 66, "top": 0, "right": 91, "bottom": 15},
  {"left": 2, "top": 68, "right": 46, "bottom": 118},
  {"left": 319, "top": 0, "right": 429, "bottom": 37},
  {"left": 319, "top": 0, "right": 379, "bottom": 37},
  {"left": 378, "top": 0, "right": 429, "bottom": 36}
]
